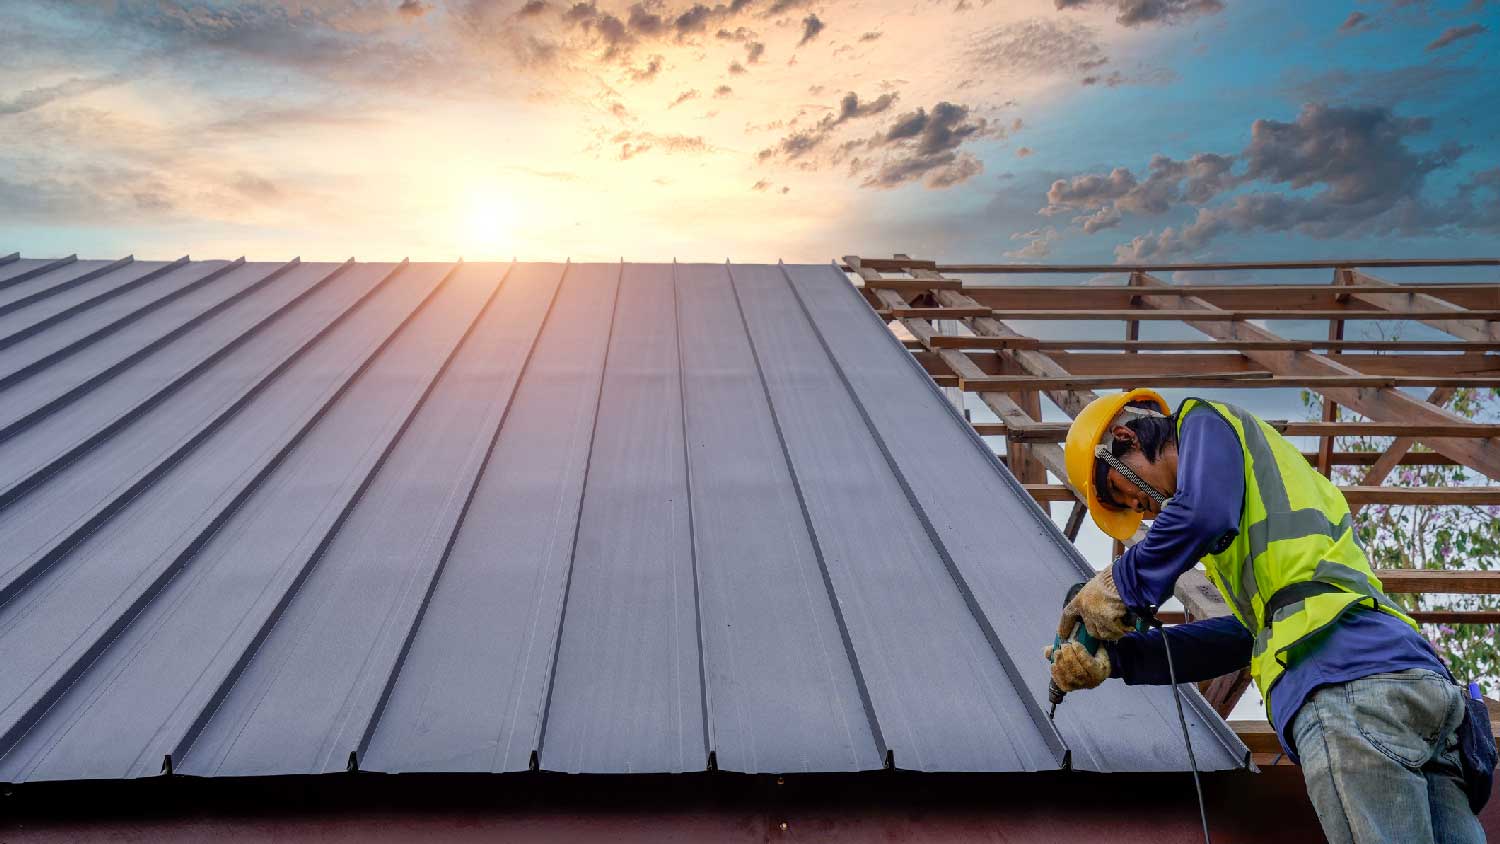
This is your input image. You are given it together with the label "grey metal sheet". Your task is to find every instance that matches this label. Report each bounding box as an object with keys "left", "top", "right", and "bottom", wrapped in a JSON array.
[
  {"left": 728, "top": 262, "right": 1064, "bottom": 772},
  {"left": 0, "top": 259, "right": 239, "bottom": 388},
  {"left": 0, "top": 255, "right": 1244, "bottom": 783},
  {"left": 781, "top": 262, "right": 1247, "bottom": 772},
  {"left": 364, "top": 262, "right": 618, "bottom": 774},
  {"left": 0, "top": 257, "right": 68, "bottom": 288},
  {"left": 0, "top": 258, "right": 171, "bottom": 339},
  {"left": 0, "top": 258, "right": 123, "bottom": 314},
  {"left": 0, "top": 263, "right": 449, "bottom": 770},
  {"left": 539, "top": 262, "right": 706, "bottom": 774},
  {"left": 675, "top": 262, "right": 881, "bottom": 773},
  {"left": 0, "top": 260, "right": 303, "bottom": 433}
]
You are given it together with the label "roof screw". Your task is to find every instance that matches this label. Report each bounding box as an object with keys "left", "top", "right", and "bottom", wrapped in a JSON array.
[
  {"left": 778, "top": 821, "right": 789, "bottom": 833},
  {"left": 775, "top": 776, "right": 784, "bottom": 786}
]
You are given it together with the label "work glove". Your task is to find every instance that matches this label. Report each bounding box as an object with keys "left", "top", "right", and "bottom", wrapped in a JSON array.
[
  {"left": 1044, "top": 640, "right": 1112, "bottom": 692},
  {"left": 1056, "top": 566, "right": 1133, "bottom": 641}
]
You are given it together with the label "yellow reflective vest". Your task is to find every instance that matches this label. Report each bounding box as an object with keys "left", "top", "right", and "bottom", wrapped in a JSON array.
[{"left": 1174, "top": 398, "right": 1419, "bottom": 718}]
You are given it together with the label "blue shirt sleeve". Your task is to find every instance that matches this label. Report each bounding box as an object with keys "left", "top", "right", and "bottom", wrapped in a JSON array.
[
  {"left": 1107, "top": 615, "right": 1253, "bottom": 684},
  {"left": 1112, "top": 409, "right": 1245, "bottom": 614}
]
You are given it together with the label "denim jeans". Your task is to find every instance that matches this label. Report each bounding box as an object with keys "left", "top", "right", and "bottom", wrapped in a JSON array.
[{"left": 1291, "top": 668, "right": 1485, "bottom": 844}]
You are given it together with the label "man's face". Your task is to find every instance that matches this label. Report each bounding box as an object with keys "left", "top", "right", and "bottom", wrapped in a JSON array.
[
  {"left": 1103, "top": 452, "right": 1166, "bottom": 518},
  {"left": 1097, "top": 423, "right": 1176, "bottom": 519}
]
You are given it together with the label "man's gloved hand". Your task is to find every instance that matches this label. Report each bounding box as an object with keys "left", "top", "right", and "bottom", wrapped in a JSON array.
[
  {"left": 1044, "top": 640, "right": 1112, "bottom": 692},
  {"left": 1056, "top": 566, "right": 1133, "bottom": 641}
]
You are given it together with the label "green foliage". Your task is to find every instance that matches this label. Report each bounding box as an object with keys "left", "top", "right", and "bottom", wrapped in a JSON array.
[{"left": 1301, "top": 386, "right": 1500, "bottom": 687}]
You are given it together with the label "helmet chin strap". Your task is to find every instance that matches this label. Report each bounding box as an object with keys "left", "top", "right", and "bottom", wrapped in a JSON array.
[{"left": 1094, "top": 444, "right": 1172, "bottom": 508}]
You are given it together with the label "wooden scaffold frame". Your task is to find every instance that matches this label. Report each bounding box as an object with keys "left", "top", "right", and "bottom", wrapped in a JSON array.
[{"left": 845, "top": 252, "right": 1500, "bottom": 751}]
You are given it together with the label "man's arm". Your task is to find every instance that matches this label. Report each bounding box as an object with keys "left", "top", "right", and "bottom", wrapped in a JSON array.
[
  {"left": 1112, "top": 410, "right": 1245, "bottom": 614},
  {"left": 1108, "top": 615, "right": 1252, "bottom": 685}
]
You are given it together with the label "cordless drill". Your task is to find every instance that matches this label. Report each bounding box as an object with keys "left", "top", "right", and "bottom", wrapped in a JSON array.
[{"left": 1047, "top": 581, "right": 1147, "bottom": 721}]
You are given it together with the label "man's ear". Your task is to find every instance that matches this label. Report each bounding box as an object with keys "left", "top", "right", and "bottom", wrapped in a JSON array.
[{"left": 1108, "top": 424, "right": 1136, "bottom": 445}]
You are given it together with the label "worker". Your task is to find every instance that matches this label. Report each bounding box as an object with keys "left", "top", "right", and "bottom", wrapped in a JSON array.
[{"left": 1048, "top": 389, "right": 1487, "bottom": 844}]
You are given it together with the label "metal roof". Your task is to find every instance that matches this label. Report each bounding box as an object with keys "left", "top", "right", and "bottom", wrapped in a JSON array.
[{"left": 0, "top": 253, "right": 1247, "bottom": 781}]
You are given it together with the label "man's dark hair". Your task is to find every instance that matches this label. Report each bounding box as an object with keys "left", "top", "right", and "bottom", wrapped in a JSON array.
[{"left": 1093, "top": 400, "right": 1177, "bottom": 509}]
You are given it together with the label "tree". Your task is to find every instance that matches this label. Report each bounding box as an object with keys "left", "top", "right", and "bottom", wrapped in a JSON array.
[{"left": 1305, "top": 387, "right": 1500, "bottom": 686}]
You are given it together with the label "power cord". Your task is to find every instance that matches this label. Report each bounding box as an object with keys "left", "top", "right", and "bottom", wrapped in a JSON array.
[{"left": 1153, "top": 617, "right": 1212, "bottom": 844}]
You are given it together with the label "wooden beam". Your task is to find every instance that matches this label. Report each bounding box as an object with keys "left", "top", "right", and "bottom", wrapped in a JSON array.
[
  {"left": 957, "top": 374, "right": 1500, "bottom": 392},
  {"left": 859, "top": 278, "right": 965, "bottom": 293},
  {"left": 930, "top": 351, "right": 1500, "bottom": 378},
  {"left": 1023, "top": 484, "right": 1500, "bottom": 505},
  {"left": 929, "top": 336, "right": 1500, "bottom": 352},
  {"left": 1348, "top": 269, "right": 1499, "bottom": 342},
  {"left": 1376, "top": 570, "right": 1500, "bottom": 594},
  {"left": 973, "top": 420, "right": 1500, "bottom": 441},
  {"left": 850, "top": 257, "right": 938, "bottom": 271},
  {"left": 938, "top": 257, "right": 1500, "bottom": 274},
  {"left": 981, "top": 308, "right": 1500, "bottom": 321},
  {"left": 1134, "top": 272, "right": 1500, "bottom": 482},
  {"left": 876, "top": 307, "right": 994, "bottom": 319},
  {"left": 961, "top": 285, "right": 1500, "bottom": 312},
  {"left": 847, "top": 258, "right": 1079, "bottom": 497}
]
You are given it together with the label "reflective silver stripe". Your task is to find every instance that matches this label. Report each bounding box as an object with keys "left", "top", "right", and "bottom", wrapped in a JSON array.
[
  {"left": 1219, "top": 402, "right": 1291, "bottom": 613},
  {"left": 1246, "top": 509, "right": 1354, "bottom": 564},
  {"left": 1313, "top": 560, "right": 1403, "bottom": 615},
  {"left": 1221, "top": 403, "right": 1290, "bottom": 513}
]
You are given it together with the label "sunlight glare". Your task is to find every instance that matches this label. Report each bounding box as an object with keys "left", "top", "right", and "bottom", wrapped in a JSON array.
[{"left": 459, "top": 192, "right": 517, "bottom": 258}]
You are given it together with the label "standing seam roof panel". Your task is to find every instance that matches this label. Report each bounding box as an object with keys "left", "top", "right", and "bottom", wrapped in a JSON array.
[
  {"left": 675, "top": 262, "right": 881, "bottom": 774},
  {"left": 780, "top": 262, "right": 1247, "bottom": 772},
  {"left": 729, "top": 262, "right": 1062, "bottom": 773},
  {"left": 0, "top": 255, "right": 1246, "bottom": 782}
]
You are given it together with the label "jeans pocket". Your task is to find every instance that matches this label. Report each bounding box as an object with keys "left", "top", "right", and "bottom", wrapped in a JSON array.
[{"left": 1345, "top": 671, "right": 1454, "bottom": 768}]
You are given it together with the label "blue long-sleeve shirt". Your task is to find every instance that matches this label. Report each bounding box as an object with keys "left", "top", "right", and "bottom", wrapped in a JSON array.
[{"left": 1105, "top": 407, "right": 1448, "bottom": 762}]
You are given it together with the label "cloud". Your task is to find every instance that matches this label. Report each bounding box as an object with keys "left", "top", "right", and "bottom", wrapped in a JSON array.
[
  {"left": 1054, "top": 0, "right": 1225, "bottom": 27},
  {"left": 519, "top": 1, "right": 550, "bottom": 16},
  {"left": 859, "top": 31, "right": 883, "bottom": 41},
  {"left": 1285, "top": 63, "right": 1477, "bottom": 107},
  {"left": 630, "top": 54, "right": 664, "bottom": 80},
  {"left": 859, "top": 101, "right": 992, "bottom": 189},
  {"left": 1091, "top": 103, "right": 1477, "bottom": 261},
  {"left": 0, "top": 73, "right": 131, "bottom": 116},
  {"left": 1338, "top": 11, "right": 1369, "bottom": 32},
  {"left": 758, "top": 91, "right": 900, "bottom": 161},
  {"left": 614, "top": 129, "right": 712, "bottom": 159},
  {"left": 1004, "top": 227, "right": 1058, "bottom": 259},
  {"left": 799, "top": 14, "right": 825, "bottom": 46},
  {"left": 728, "top": 60, "right": 746, "bottom": 73},
  {"left": 714, "top": 84, "right": 733, "bottom": 96},
  {"left": 765, "top": 0, "right": 813, "bottom": 15},
  {"left": 968, "top": 18, "right": 1109, "bottom": 80},
  {"left": 1426, "top": 23, "right": 1486, "bottom": 50},
  {"left": 232, "top": 171, "right": 281, "bottom": 201},
  {"left": 396, "top": 0, "right": 430, "bottom": 18},
  {"left": 1016, "top": 146, "right": 1033, "bottom": 157},
  {"left": 751, "top": 179, "right": 771, "bottom": 190},
  {"left": 669, "top": 88, "right": 699, "bottom": 107},
  {"left": 745, "top": 40, "right": 766, "bottom": 62}
]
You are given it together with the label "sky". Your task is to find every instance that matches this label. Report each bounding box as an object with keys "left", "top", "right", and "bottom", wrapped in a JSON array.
[{"left": 1, "top": 0, "right": 1496, "bottom": 263}]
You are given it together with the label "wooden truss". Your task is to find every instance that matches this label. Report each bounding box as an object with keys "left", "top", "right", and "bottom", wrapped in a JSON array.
[{"left": 845, "top": 252, "right": 1500, "bottom": 729}]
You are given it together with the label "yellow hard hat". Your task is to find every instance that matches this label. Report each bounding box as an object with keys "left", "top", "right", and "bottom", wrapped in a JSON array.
[{"left": 1064, "top": 388, "right": 1171, "bottom": 541}]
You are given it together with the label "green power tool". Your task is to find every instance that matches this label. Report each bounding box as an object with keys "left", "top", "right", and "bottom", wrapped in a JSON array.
[{"left": 1047, "top": 581, "right": 1145, "bottom": 721}]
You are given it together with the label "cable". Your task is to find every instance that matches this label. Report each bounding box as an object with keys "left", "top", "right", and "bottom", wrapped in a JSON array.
[{"left": 1156, "top": 619, "right": 1212, "bottom": 844}]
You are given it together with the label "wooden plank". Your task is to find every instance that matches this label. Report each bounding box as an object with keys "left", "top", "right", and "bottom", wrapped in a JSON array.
[
  {"left": 1298, "top": 451, "right": 1455, "bottom": 467},
  {"left": 987, "top": 352, "right": 1500, "bottom": 378},
  {"left": 928, "top": 336, "right": 1500, "bottom": 352},
  {"left": 1376, "top": 570, "right": 1500, "bottom": 594},
  {"left": 848, "top": 260, "right": 1079, "bottom": 497},
  {"left": 876, "top": 307, "right": 998, "bottom": 319},
  {"left": 850, "top": 257, "right": 939, "bottom": 271},
  {"left": 1348, "top": 269, "right": 1499, "bottom": 342},
  {"left": 1135, "top": 272, "right": 1500, "bottom": 481},
  {"left": 973, "top": 420, "right": 1500, "bottom": 441},
  {"left": 939, "top": 257, "right": 1500, "bottom": 274},
  {"left": 961, "top": 285, "right": 1500, "bottom": 312},
  {"left": 1023, "top": 484, "right": 1500, "bottom": 505},
  {"left": 958, "top": 374, "right": 1500, "bottom": 392},
  {"left": 984, "top": 308, "right": 1500, "bottom": 321},
  {"left": 859, "top": 278, "right": 964, "bottom": 293}
]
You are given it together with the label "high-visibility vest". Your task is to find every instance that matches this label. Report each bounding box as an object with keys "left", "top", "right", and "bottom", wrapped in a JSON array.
[{"left": 1173, "top": 398, "right": 1419, "bottom": 719}]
